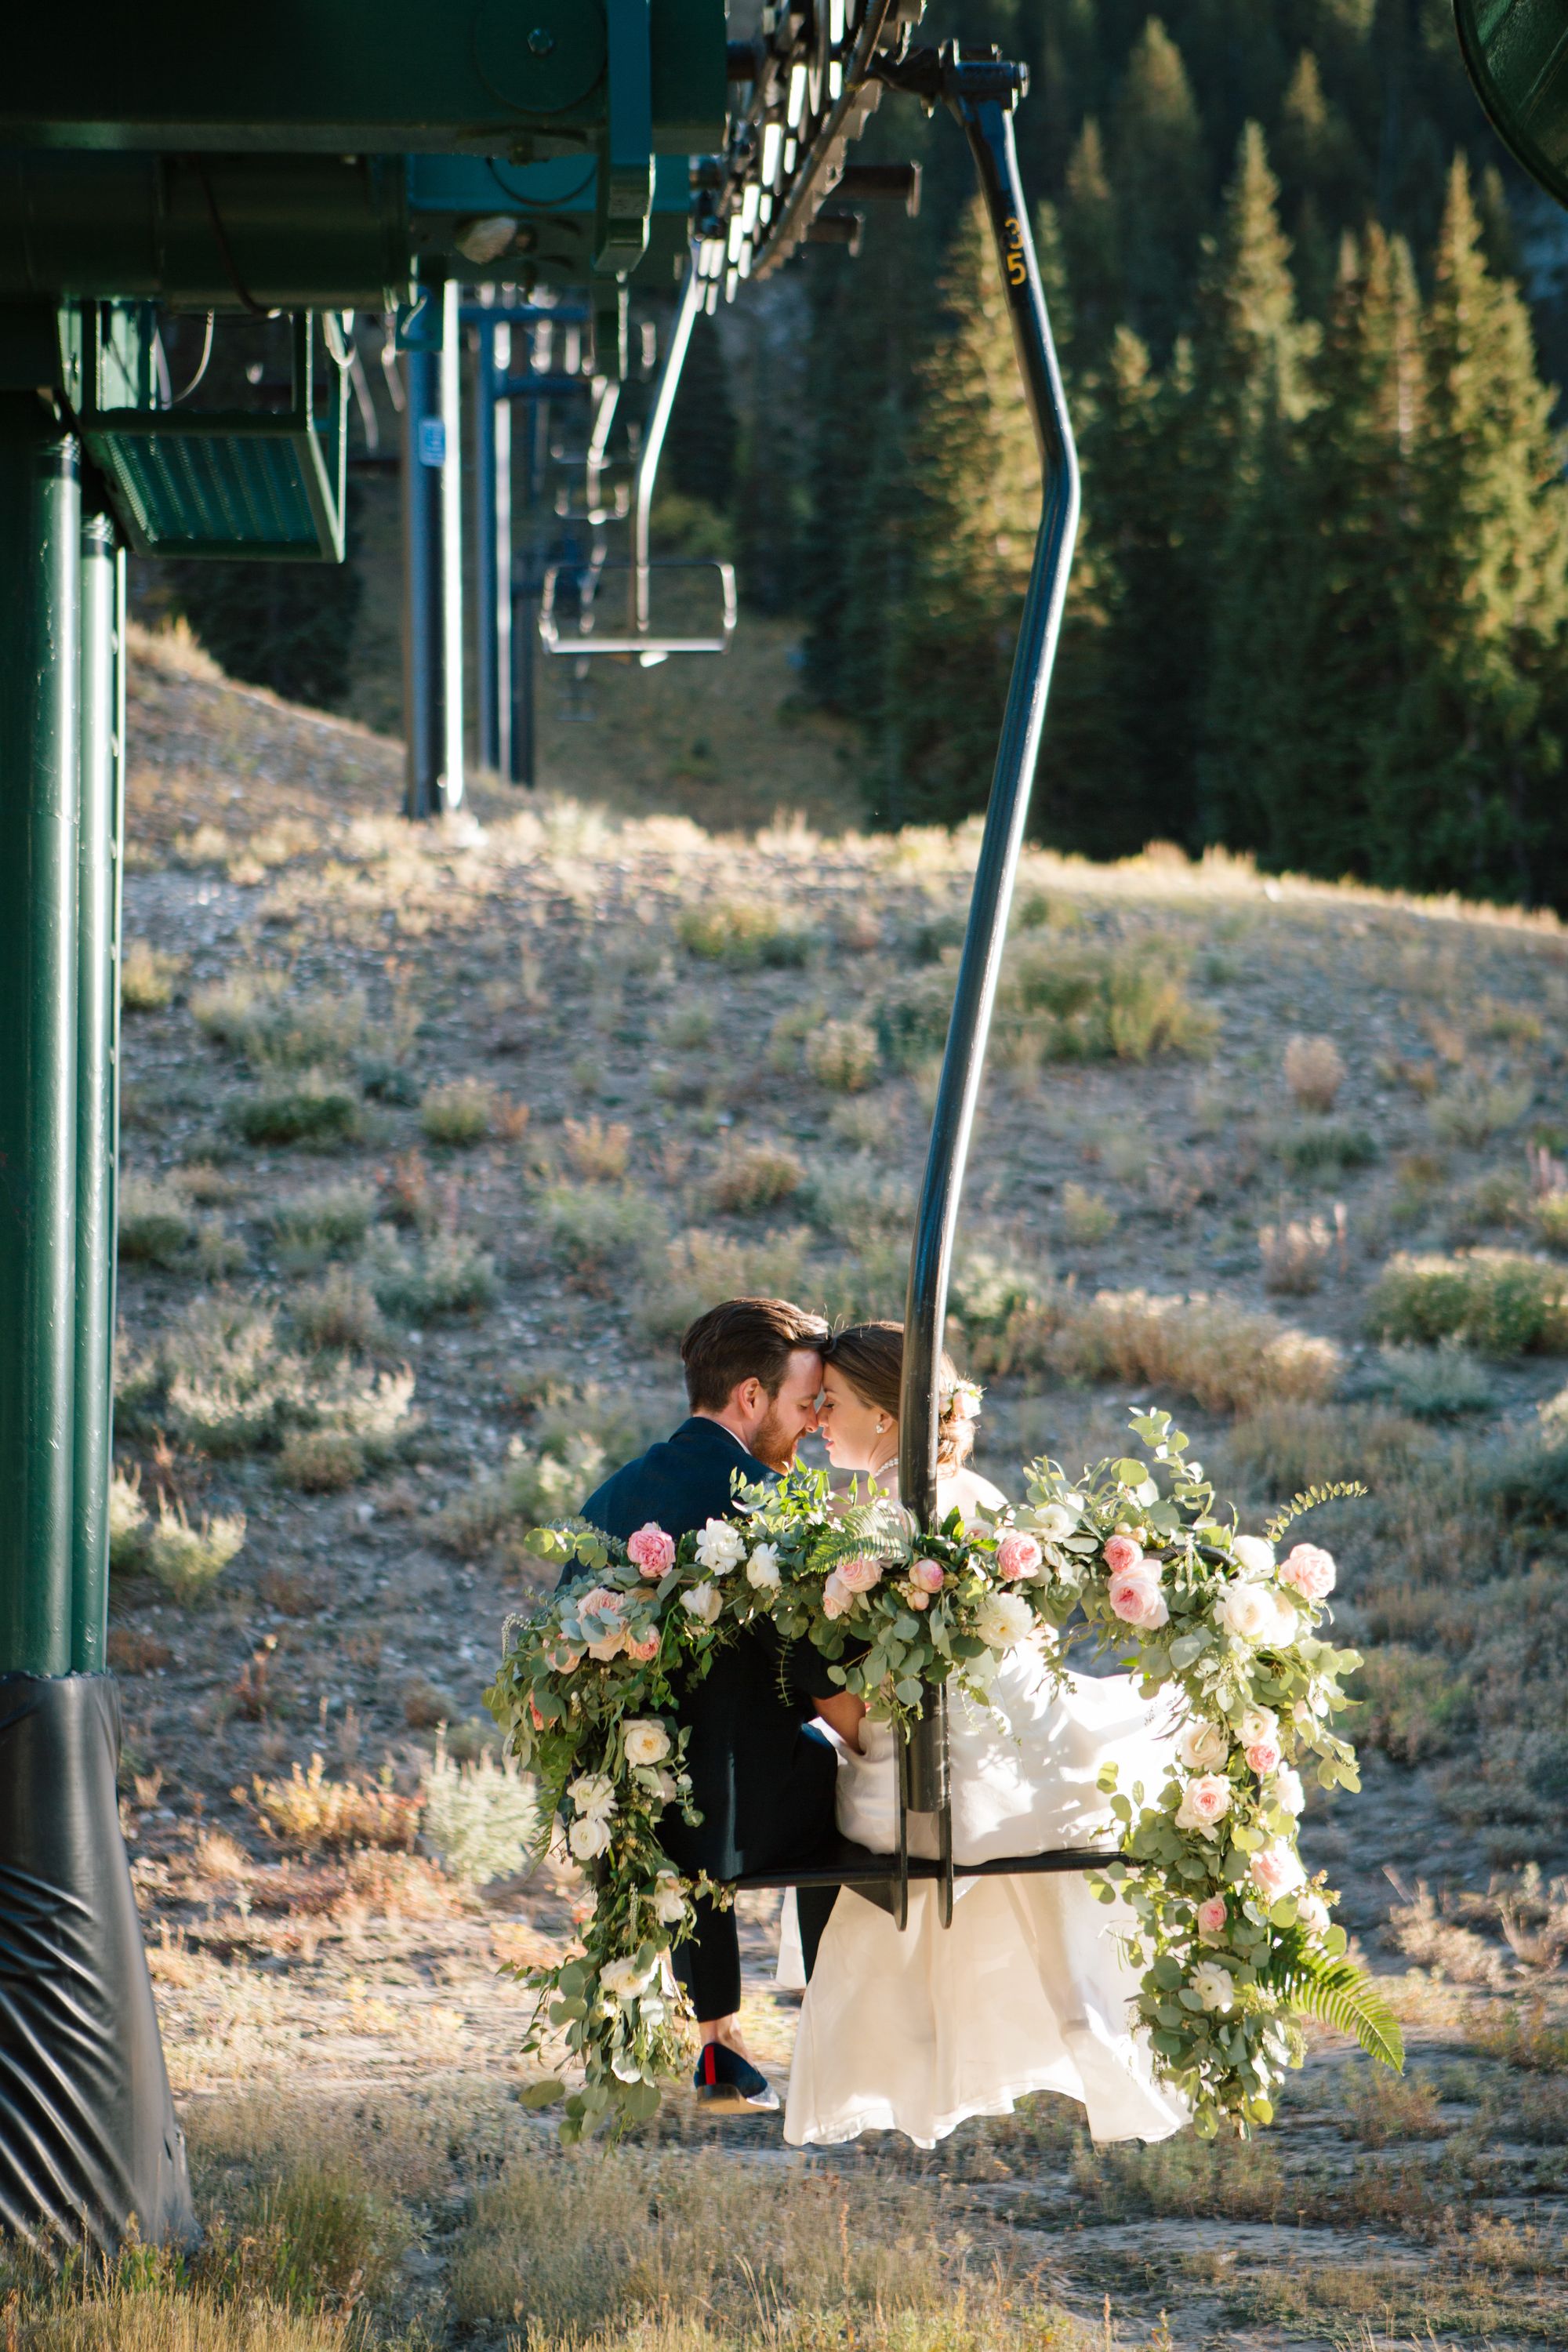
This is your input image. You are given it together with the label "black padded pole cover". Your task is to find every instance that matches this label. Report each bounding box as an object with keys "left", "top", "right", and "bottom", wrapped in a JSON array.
[{"left": 0, "top": 1672, "right": 194, "bottom": 2253}]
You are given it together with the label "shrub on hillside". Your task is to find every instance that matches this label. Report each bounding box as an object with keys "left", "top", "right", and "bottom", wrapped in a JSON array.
[
  {"left": 637, "top": 1226, "right": 811, "bottom": 1341},
  {"left": 230, "top": 1068, "right": 362, "bottom": 1148},
  {"left": 962, "top": 1279, "right": 1338, "bottom": 1412},
  {"left": 707, "top": 1139, "right": 806, "bottom": 1214},
  {"left": 118, "top": 1172, "right": 198, "bottom": 1265},
  {"left": 1428, "top": 1072, "right": 1534, "bottom": 1149},
  {"left": 419, "top": 1736, "right": 536, "bottom": 1886},
  {"left": 1365, "top": 1341, "right": 1496, "bottom": 1419},
  {"left": 1367, "top": 1250, "right": 1568, "bottom": 1356},
  {"left": 1265, "top": 1119, "right": 1378, "bottom": 1174},
  {"left": 289, "top": 1268, "right": 386, "bottom": 1352},
  {"left": 195, "top": 975, "right": 368, "bottom": 1070},
  {"left": 278, "top": 1428, "right": 365, "bottom": 1491},
  {"left": 877, "top": 938, "right": 1214, "bottom": 1073},
  {"left": 270, "top": 1179, "right": 377, "bottom": 1268},
  {"left": 117, "top": 1296, "right": 416, "bottom": 1461},
  {"left": 421, "top": 1077, "right": 496, "bottom": 1146},
  {"left": 121, "top": 939, "right": 186, "bottom": 1011},
  {"left": 676, "top": 899, "right": 811, "bottom": 967},
  {"left": 804, "top": 1019, "right": 878, "bottom": 1092},
  {"left": 145, "top": 1497, "right": 246, "bottom": 1602},
  {"left": 249, "top": 1755, "right": 419, "bottom": 1852},
  {"left": 108, "top": 1465, "right": 149, "bottom": 1572},
  {"left": 561, "top": 1116, "right": 632, "bottom": 1181},
  {"left": 538, "top": 1185, "right": 666, "bottom": 1290},
  {"left": 367, "top": 1224, "right": 495, "bottom": 1319},
  {"left": 1283, "top": 1033, "right": 1345, "bottom": 1112}
]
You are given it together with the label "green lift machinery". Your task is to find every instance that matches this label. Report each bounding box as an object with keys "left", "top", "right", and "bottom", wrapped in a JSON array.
[{"left": 0, "top": 0, "right": 1267, "bottom": 2252}]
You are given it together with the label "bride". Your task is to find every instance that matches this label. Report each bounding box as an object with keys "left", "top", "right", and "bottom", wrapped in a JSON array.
[{"left": 780, "top": 1320, "right": 1189, "bottom": 2151}]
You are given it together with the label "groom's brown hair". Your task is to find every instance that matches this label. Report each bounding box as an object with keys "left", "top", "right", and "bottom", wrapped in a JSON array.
[{"left": 681, "top": 1296, "right": 829, "bottom": 1411}]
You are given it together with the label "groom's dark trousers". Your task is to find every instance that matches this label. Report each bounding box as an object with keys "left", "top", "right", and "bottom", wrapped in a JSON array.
[{"left": 579, "top": 1417, "right": 839, "bottom": 2020}]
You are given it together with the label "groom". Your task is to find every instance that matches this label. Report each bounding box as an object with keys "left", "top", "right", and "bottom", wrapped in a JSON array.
[{"left": 579, "top": 1295, "right": 856, "bottom": 2112}]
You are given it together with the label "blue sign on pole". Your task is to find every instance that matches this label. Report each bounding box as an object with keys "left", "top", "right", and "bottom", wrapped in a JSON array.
[{"left": 418, "top": 417, "right": 446, "bottom": 467}]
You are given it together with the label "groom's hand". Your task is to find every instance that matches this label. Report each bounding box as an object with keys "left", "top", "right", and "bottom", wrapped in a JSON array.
[{"left": 815, "top": 1693, "right": 866, "bottom": 1753}]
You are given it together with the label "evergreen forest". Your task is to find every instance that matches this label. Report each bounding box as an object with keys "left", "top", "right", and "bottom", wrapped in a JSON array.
[{"left": 717, "top": 0, "right": 1568, "bottom": 909}]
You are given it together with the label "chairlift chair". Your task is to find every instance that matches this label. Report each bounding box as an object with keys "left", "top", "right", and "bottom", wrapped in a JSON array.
[{"left": 538, "top": 249, "right": 737, "bottom": 665}]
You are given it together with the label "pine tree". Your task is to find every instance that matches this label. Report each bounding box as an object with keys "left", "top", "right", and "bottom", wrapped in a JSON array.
[
  {"left": 1110, "top": 19, "right": 1208, "bottom": 354},
  {"left": 1059, "top": 118, "right": 1121, "bottom": 360},
  {"left": 1378, "top": 158, "right": 1568, "bottom": 898},
  {"left": 1273, "top": 49, "right": 1370, "bottom": 314}
]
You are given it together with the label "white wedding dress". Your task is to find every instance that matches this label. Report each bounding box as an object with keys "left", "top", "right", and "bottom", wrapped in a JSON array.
[{"left": 780, "top": 1468, "right": 1189, "bottom": 2151}]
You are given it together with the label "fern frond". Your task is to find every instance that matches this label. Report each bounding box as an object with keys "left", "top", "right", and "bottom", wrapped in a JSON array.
[
  {"left": 1264, "top": 1480, "right": 1367, "bottom": 1545},
  {"left": 1276, "top": 1954, "right": 1403, "bottom": 2071}
]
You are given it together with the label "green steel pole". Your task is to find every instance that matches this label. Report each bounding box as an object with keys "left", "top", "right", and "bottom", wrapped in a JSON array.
[
  {"left": 71, "top": 510, "right": 122, "bottom": 1674},
  {"left": 0, "top": 395, "right": 82, "bottom": 1678}
]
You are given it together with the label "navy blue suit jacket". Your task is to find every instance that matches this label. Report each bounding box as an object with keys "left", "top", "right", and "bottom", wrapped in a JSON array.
[{"left": 579, "top": 1417, "right": 838, "bottom": 1879}]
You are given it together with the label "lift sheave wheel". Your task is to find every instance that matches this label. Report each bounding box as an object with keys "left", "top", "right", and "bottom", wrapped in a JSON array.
[{"left": 1454, "top": 0, "right": 1568, "bottom": 216}]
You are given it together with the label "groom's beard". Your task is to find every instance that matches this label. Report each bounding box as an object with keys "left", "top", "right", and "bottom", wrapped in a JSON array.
[{"left": 750, "top": 1406, "right": 800, "bottom": 1473}]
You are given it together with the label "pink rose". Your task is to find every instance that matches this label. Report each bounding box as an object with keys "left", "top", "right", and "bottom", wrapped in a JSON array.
[
  {"left": 1104, "top": 1534, "right": 1144, "bottom": 1576},
  {"left": 625, "top": 1630, "right": 660, "bottom": 1664},
  {"left": 822, "top": 1570, "right": 852, "bottom": 1620},
  {"left": 906, "top": 1589, "right": 931, "bottom": 1612},
  {"left": 1196, "top": 1893, "right": 1229, "bottom": 1942},
  {"left": 1108, "top": 1563, "right": 1169, "bottom": 1632},
  {"left": 1175, "top": 1773, "right": 1232, "bottom": 1834},
  {"left": 1279, "top": 1543, "right": 1337, "bottom": 1601},
  {"left": 627, "top": 1523, "right": 677, "bottom": 1580},
  {"left": 1250, "top": 1842, "right": 1305, "bottom": 1900},
  {"left": 909, "top": 1558, "right": 946, "bottom": 1594},
  {"left": 837, "top": 1554, "right": 883, "bottom": 1595},
  {"left": 995, "top": 1532, "right": 1044, "bottom": 1583},
  {"left": 547, "top": 1642, "right": 583, "bottom": 1675},
  {"left": 1245, "top": 1738, "right": 1283, "bottom": 1777}
]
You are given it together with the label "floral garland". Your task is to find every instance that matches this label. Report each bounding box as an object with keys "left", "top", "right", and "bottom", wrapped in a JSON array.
[{"left": 486, "top": 1409, "right": 1399, "bottom": 2143}]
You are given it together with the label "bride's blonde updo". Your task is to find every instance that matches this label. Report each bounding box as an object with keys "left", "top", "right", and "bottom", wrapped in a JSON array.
[{"left": 823, "top": 1321, "right": 977, "bottom": 1472}]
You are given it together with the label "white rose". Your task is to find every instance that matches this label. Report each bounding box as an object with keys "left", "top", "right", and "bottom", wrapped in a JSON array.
[
  {"left": 1216, "top": 1581, "right": 1276, "bottom": 1643},
  {"left": 568, "top": 1813, "right": 612, "bottom": 1861},
  {"left": 1232, "top": 1536, "right": 1276, "bottom": 1577},
  {"left": 1261, "top": 1588, "right": 1301, "bottom": 1648},
  {"left": 1033, "top": 1503, "right": 1079, "bottom": 1541},
  {"left": 694, "top": 1518, "right": 746, "bottom": 1575},
  {"left": 745, "top": 1543, "right": 782, "bottom": 1590},
  {"left": 1297, "top": 1889, "right": 1330, "bottom": 1937},
  {"left": 568, "top": 1773, "right": 616, "bottom": 1820},
  {"left": 1190, "top": 1960, "right": 1235, "bottom": 2013},
  {"left": 1239, "top": 1705, "right": 1279, "bottom": 1748},
  {"left": 600, "top": 1955, "right": 656, "bottom": 2002},
  {"left": 623, "top": 1719, "right": 671, "bottom": 1767},
  {"left": 974, "top": 1590, "right": 1034, "bottom": 1652},
  {"left": 1177, "top": 1719, "right": 1230, "bottom": 1773},
  {"left": 652, "top": 1875, "right": 688, "bottom": 1926},
  {"left": 681, "top": 1582, "right": 722, "bottom": 1625},
  {"left": 1273, "top": 1766, "right": 1305, "bottom": 1816},
  {"left": 1174, "top": 1773, "right": 1233, "bottom": 1835},
  {"left": 648, "top": 1767, "right": 677, "bottom": 1806}
]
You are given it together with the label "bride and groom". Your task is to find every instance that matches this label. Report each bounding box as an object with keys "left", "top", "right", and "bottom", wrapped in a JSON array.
[{"left": 579, "top": 1294, "right": 1187, "bottom": 2150}]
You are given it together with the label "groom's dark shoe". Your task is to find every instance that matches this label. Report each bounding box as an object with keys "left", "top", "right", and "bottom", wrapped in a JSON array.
[{"left": 693, "top": 2042, "right": 780, "bottom": 2114}]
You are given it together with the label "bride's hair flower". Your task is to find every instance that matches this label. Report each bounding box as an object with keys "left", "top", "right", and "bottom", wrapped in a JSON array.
[
  {"left": 995, "top": 1532, "right": 1044, "bottom": 1583},
  {"left": 694, "top": 1518, "right": 748, "bottom": 1575},
  {"left": 1196, "top": 1893, "right": 1229, "bottom": 1942},
  {"left": 837, "top": 1553, "right": 883, "bottom": 1595},
  {"left": 909, "top": 1557, "right": 946, "bottom": 1594},
  {"left": 1190, "top": 1960, "right": 1236, "bottom": 2013},
  {"left": 1108, "top": 1559, "right": 1169, "bottom": 1631},
  {"left": 1250, "top": 1842, "right": 1305, "bottom": 1899},
  {"left": 1279, "top": 1542, "right": 1337, "bottom": 1600},
  {"left": 939, "top": 1378, "right": 983, "bottom": 1423},
  {"left": 1231, "top": 1534, "right": 1276, "bottom": 1577},
  {"left": 1103, "top": 1533, "right": 1145, "bottom": 1576},
  {"left": 623, "top": 1719, "right": 672, "bottom": 1767},
  {"left": 745, "top": 1543, "right": 782, "bottom": 1590},
  {"left": 628, "top": 1523, "right": 677, "bottom": 1579},
  {"left": 1178, "top": 1719, "right": 1229, "bottom": 1773},
  {"left": 974, "top": 1589, "right": 1033, "bottom": 1652},
  {"left": 1175, "top": 1773, "right": 1232, "bottom": 1835},
  {"left": 680, "top": 1582, "right": 722, "bottom": 1624}
]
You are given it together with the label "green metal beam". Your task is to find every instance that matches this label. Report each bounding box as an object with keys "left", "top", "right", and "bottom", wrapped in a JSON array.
[
  {"left": 71, "top": 510, "right": 122, "bottom": 1675},
  {"left": 0, "top": 397, "right": 81, "bottom": 1678}
]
